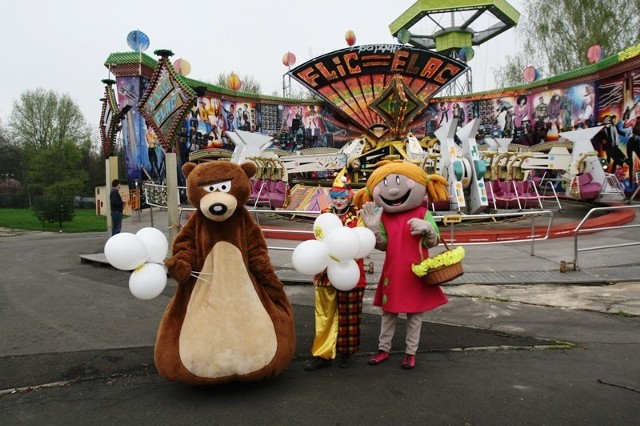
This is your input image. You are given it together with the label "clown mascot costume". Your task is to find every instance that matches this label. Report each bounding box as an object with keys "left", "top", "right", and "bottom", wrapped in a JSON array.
[{"left": 304, "top": 169, "right": 367, "bottom": 370}]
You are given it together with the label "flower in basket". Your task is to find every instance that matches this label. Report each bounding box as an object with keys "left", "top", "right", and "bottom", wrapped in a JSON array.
[{"left": 411, "top": 246, "right": 466, "bottom": 277}]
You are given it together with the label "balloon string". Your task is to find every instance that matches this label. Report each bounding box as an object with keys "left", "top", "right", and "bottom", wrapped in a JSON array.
[{"left": 190, "top": 271, "right": 213, "bottom": 285}]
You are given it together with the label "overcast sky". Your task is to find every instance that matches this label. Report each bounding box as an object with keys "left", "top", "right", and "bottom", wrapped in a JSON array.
[{"left": 0, "top": 0, "right": 523, "bottom": 131}]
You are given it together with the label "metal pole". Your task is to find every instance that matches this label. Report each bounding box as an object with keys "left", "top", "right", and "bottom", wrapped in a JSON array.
[
  {"left": 165, "top": 152, "right": 180, "bottom": 256},
  {"left": 530, "top": 214, "right": 536, "bottom": 256}
]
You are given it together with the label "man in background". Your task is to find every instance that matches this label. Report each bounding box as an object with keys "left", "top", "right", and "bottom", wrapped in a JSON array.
[{"left": 110, "top": 179, "right": 124, "bottom": 236}]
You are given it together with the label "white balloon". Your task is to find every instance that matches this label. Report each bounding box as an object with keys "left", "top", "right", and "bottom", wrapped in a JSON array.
[
  {"left": 129, "top": 263, "right": 167, "bottom": 300},
  {"left": 327, "top": 259, "right": 360, "bottom": 291},
  {"left": 104, "top": 233, "right": 147, "bottom": 271},
  {"left": 313, "top": 213, "right": 342, "bottom": 241},
  {"left": 291, "top": 240, "right": 329, "bottom": 275},
  {"left": 353, "top": 227, "right": 376, "bottom": 259},
  {"left": 325, "top": 226, "right": 360, "bottom": 261},
  {"left": 136, "top": 227, "right": 169, "bottom": 263}
]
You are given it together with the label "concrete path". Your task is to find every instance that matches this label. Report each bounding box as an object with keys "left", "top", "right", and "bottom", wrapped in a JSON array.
[{"left": 1, "top": 205, "right": 639, "bottom": 424}]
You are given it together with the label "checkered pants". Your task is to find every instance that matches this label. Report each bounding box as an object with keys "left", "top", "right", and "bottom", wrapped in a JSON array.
[{"left": 337, "top": 288, "right": 365, "bottom": 356}]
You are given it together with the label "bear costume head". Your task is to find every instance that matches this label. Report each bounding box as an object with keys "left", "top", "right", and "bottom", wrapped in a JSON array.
[
  {"left": 157, "top": 161, "right": 296, "bottom": 385},
  {"left": 183, "top": 161, "right": 254, "bottom": 222}
]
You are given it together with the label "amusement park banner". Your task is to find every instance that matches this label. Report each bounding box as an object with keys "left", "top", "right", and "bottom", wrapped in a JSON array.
[{"left": 289, "top": 44, "right": 468, "bottom": 133}]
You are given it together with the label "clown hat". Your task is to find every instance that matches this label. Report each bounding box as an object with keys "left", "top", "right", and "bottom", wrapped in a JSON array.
[
  {"left": 330, "top": 168, "right": 352, "bottom": 197},
  {"left": 331, "top": 168, "right": 351, "bottom": 189}
]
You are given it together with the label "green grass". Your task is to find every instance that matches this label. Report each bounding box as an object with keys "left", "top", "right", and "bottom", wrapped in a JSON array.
[{"left": 0, "top": 208, "right": 109, "bottom": 233}]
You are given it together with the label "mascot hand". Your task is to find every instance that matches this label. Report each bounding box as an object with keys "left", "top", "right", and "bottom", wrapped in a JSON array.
[
  {"left": 361, "top": 201, "right": 383, "bottom": 233},
  {"left": 407, "top": 218, "right": 434, "bottom": 237},
  {"left": 408, "top": 218, "right": 438, "bottom": 247},
  {"left": 165, "top": 258, "right": 192, "bottom": 283}
]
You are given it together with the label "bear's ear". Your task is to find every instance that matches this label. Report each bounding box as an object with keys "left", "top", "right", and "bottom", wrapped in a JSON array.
[
  {"left": 241, "top": 161, "right": 257, "bottom": 179},
  {"left": 182, "top": 162, "right": 197, "bottom": 178}
]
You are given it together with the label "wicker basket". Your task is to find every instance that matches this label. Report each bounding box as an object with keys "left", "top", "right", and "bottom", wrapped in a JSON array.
[{"left": 414, "top": 239, "right": 464, "bottom": 286}]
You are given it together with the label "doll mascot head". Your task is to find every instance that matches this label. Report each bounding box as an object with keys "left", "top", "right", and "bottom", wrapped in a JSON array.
[{"left": 354, "top": 160, "right": 441, "bottom": 246}]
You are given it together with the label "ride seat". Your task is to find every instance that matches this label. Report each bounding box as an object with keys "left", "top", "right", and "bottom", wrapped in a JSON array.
[
  {"left": 493, "top": 180, "right": 518, "bottom": 209},
  {"left": 576, "top": 172, "right": 602, "bottom": 200},
  {"left": 514, "top": 180, "right": 541, "bottom": 208},
  {"left": 248, "top": 178, "right": 271, "bottom": 207},
  {"left": 485, "top": 179, "right": 501, "bottom": 208}
]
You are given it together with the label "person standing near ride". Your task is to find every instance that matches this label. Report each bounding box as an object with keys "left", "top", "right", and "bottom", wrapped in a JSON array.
[
  {"left": 305, "top": 170, "right": 367, "bottom": 370},
  {"left": 110, "top": 179, "right": 124, "bottom": 236}
]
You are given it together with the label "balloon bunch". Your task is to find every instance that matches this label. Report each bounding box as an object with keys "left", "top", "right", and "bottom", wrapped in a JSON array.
[
  {"left": 104, "top": 227, "right": 169, "bottom": 300},
  {"left": 291, "top": 213, "right": 376, "bottom": 291}
]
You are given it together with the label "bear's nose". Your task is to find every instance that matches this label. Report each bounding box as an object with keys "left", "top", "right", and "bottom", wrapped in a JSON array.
[{"left": 209, "top": 203, "right": 228, "bottom": 215}]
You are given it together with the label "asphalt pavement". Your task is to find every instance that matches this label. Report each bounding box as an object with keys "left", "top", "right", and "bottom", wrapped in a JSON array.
[{"left": 1, "top": 205, "right": 639, "bottom": 425}]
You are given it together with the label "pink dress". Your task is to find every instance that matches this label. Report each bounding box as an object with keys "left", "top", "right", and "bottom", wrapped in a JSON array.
[{"left": 373, "top": 206, "right": 448, "bottom": 313}]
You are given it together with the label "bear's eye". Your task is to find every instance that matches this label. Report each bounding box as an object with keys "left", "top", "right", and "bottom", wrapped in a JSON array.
[
  {"left": 216, "top": 180, "right": 231, "bottom": 192},
  {"left": 201, "top": 180, "right": 232, "bottom": 193}
]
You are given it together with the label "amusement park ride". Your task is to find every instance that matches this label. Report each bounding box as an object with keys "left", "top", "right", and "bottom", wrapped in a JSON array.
[
  {"left": 100, "top": 0, "right": 637, "bottom": 223},
  {"left": 220, "top": 113, "right": 625, "bottom": 215}
]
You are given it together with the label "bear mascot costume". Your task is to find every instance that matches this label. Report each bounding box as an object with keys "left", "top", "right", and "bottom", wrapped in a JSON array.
[{"left": 155, "top": 160, "right": 296, "bottom": 385}]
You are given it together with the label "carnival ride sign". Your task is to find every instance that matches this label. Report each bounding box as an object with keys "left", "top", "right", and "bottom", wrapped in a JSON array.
[
  {"left": 138, "top": 52, "right": 197, "bottom": 149},
  {"left": 289, "top": 44, "right": 468, "bottom": 134}
]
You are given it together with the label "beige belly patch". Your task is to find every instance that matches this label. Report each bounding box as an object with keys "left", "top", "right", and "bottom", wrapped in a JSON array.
[{"left": 179, "top": 241, "right": 278, "bottom": 378}]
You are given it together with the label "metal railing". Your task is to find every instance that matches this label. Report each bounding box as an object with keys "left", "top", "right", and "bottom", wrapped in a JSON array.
[
  {"left": 537, "top": 179, "right": 563, "bottom": 211},
  {"left": 561, "top": 204, "right": 640, "bottom": 271},
  {"left": 140, "top": 180, "right": 556, "bottom": 256},
  {"left": 248, "top": 208, "right": 555, "bottom": 256}
]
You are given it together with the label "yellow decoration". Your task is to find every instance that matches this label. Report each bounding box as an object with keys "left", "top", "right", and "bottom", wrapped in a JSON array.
[
  {"left": 227, "top": 73, "right": 242, "bottom": 91},
  {"left": 411, "top": 246, "right": 465, "bottom": 277}
]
